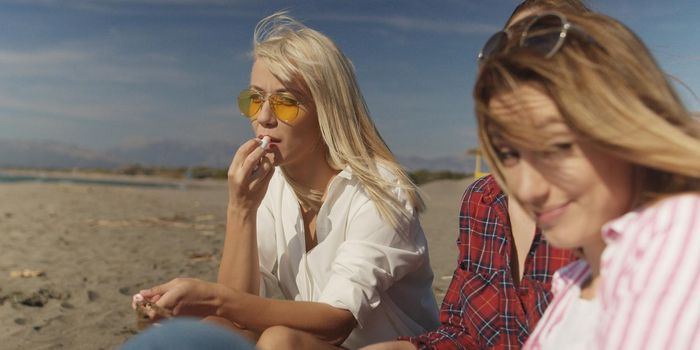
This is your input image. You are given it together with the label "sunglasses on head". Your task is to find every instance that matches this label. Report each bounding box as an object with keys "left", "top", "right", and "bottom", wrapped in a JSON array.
[
  {"left": 478, "top": 11, "right": 593, "bottom": 64},
  {"left": 237, "top": 89, "right": 301, "bottom": 124}
]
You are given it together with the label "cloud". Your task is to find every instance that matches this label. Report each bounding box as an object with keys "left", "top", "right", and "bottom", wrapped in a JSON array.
[
  {"left": 0, "top": 88, "right": 165, "bottom": 122},
  {"left": 0, "top": 47, "right": 191, "bottom": 85},
  {"left": 309, "top": 13, "right": 499, "bottom": 35},
  {"left": 0, "top": 0, "right": 249, "bottom": 17},
  {"left": 0, "top": 0, "right": 232, "bottom": 5},
  {"left": 0, "top": 45, "right": 200, "bottom": 123}
]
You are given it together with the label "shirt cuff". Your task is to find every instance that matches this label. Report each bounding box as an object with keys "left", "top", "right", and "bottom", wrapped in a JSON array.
[{"left": 317, "top": 274, "right": 379, "bottom": 329}]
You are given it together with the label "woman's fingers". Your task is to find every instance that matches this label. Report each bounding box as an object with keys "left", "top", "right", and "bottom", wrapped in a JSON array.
[
  {"left": 239, "top": 146, "right": 269, "bottom": 178},
  {"left": 249, "top": 154, "right": 275, "bottom": 184},
  {"left": 229, "top": 139, "right": 262, "bottom": 172},
  {"left": 139, "top": 283, "right": 168, "bottom": 299}
]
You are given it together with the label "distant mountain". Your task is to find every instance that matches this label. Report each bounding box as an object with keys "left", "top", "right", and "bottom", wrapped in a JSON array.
[
  {"left": 108, "top": 140, "right": 238, "bottom": 168},
  {"left": 397, "top": 154, "right": 475, "bottom": 174},
  {"left": 0, "top": 139, "right": 475, "bottom": 172},
  {"left": 0, "top": 140, "right": 122, "bottom": 168}
]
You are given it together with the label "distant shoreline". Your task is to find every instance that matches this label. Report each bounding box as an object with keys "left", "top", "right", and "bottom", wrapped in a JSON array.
[
  {"left": 0, "top": 169, "right": 225, "bottom": 189},
  {"left": 0, "top": 167, "right": 473, "bottom": 187}
]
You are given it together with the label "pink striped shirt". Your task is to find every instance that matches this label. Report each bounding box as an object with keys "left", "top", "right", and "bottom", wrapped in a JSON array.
[
  {"left": 525, "top": 193, "right": 700, "bottom": 349},
  {"left": 523, "top": 259, "right": 592, "bottom": 349}
]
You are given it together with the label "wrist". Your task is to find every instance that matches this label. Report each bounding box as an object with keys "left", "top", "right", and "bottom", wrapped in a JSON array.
[
  {"left": 227, "top": 204, "right": 256, "bottom": 221},
  {"left": 214, "top": 284, "right": 243, "bottom": 320}
]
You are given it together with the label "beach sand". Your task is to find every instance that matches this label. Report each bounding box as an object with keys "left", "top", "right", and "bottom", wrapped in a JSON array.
[{"left": 0, "top": 177, "right": 472, "bottom": 349}]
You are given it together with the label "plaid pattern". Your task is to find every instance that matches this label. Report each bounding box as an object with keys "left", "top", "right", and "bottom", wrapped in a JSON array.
[{"left": 401, "top": 175, "right": 576, "bottom": 349}]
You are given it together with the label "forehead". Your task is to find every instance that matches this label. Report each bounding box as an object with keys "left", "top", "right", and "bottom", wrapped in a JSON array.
[
  {"left": 488, "top": 83, "right": 565, "bottom": 130},
  {"left": 251, "top": 60, "right": 281, "bottom": 84}
]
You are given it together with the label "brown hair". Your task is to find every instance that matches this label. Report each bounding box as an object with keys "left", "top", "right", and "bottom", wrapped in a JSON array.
[
  {"left": 475, "top": 12, "right": 700, "bottom": 204},
  {"left": 505, "top": 0, "right": 592, "bottom": 27}
]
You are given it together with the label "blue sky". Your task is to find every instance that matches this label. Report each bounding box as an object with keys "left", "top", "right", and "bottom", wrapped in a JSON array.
[{"left": 1, "top": 0, "right": 698, "bottom": 159}]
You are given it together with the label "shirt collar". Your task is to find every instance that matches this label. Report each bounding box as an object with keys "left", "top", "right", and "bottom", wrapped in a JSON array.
[
  {"left": 601, "top": 209, "right": 639, "bottom": 243},
  {"left": 337, "top": 166, "right": 353, "bottom": 180}
]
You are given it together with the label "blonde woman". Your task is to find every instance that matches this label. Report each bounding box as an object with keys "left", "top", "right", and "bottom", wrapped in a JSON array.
[
  {"left": 131, "top": 12, "right": 439, "bottom": 350},
  {"left": 474, "top": 11, "right": 700, "bottom": 350}
]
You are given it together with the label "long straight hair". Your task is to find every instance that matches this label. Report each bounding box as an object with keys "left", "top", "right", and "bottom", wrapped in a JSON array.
[
  {"left": 474, "top": 12, "right": 700, "bottom": 205},
  {"left": 252, "top": 12, "right": 425, "bottom": 229}
]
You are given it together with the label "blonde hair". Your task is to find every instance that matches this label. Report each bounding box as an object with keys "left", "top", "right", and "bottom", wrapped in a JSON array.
[
  {"left": 475, "top": 12, "right": 700, "bottom": 204},
  {"left": 251, "top": 12, "right": 424, "bottom": 229}
]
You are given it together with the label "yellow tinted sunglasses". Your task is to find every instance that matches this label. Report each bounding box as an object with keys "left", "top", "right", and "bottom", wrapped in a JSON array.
[{"left": 237, "top": 89, "right": 301, "bottom": 124}]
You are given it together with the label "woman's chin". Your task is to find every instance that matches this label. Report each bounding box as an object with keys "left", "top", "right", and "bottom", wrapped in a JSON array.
[{"left": 541, "top": 228, "right": 581, "bottom": 249}]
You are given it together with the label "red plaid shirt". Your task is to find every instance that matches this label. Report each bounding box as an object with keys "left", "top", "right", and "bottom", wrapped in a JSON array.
[{"left": 401, "top": 175, "right": 576, "bottom": 349}]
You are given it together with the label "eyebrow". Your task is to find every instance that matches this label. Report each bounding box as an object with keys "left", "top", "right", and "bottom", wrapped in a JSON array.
[{"left": 249, "top": 85, "right": 289, "bottom": 94}]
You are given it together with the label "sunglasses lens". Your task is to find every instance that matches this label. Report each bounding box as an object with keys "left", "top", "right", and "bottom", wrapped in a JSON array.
[
  {"left": 237, "top": 90, "right": 263, "bottom": 118},
  {"left": 270, "top": 95, "right": 299, "bottom": 123},
  {"left": 522, "top": 14, "right": 566, "bottom": 57},
  {"left": 479, "top": 31, "right": 508, "bottom": 62}
]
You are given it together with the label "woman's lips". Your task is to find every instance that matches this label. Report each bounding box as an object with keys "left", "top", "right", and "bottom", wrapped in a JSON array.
[{"left": 535, "top": 202, "right": 570, "bottom": 228}]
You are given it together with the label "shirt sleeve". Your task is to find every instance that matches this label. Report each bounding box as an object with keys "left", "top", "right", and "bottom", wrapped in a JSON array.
[
  {"left": 398, "top": 265, "right": 480, "bottom": 350},
  {"left": 256, "top": 195, "right": 280, "bottom": 298},
  {"left": 595, "top": 195, "right": 700, "bottom": 350},
  {"left": 316, "top": 197, "right": 427, "bottom": 328},
  {"left": 400, "top": 182, "right": 495, "bottom": 350}
]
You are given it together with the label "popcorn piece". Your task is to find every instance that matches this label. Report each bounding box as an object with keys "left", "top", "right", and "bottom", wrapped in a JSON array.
[{"left": 133, "top": 294, "right": 144, "bottom": 303}]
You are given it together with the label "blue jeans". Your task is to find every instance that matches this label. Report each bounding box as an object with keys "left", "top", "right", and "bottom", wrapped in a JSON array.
[{"left": 121, "top": 318, "right": 255, "bottom": 350}]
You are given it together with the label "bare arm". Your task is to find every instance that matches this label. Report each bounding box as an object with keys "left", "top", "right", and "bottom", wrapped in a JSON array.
[
  {"left": 140, "top": 278, "right": 356, "bottom": 346},
  {"left": 217, "top": 206, "right": 260, "bottom": 294},
  {"left": 360, "top": 341, "right": 416, "bottom": 350},
  {"left": 217, "top": 139, "right": 275, "bottom": 294},
  {"left": 217, "top": 288, "right": 356, "bottom": 345}
]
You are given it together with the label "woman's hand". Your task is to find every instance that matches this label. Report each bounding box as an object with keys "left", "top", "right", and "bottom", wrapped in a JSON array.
[
  {"left": 134, "top": 278, "right": 224, "bottom": 321},
  {"left": 227, "top": 139, "right": 277, "bottom": 212}
]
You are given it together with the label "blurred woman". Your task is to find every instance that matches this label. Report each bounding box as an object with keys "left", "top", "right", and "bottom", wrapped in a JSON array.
[{"left": 475, "top": 10, "right": 700, "bottom": 349}]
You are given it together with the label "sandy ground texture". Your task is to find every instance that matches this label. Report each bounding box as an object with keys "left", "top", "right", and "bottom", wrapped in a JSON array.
[{"left": 0, "top": 177, "right": 472, "bottom": 350}]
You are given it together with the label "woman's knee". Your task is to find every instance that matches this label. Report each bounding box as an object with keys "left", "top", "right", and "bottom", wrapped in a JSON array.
[{"left": 257, "top": 325, "right": 304, "bottom": 349}]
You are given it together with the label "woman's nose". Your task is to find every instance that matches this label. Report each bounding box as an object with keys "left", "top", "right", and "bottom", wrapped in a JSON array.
[
  {"left": 512, "top": 159, "right": 550, "bottom": 209},
  {"left": 255, "top": 99, "right": 277, "bottom": 127}
]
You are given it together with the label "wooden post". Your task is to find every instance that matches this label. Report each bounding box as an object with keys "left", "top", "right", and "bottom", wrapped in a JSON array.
[{"left": 467, "top": 147, "right": 489, "bottom": 180}]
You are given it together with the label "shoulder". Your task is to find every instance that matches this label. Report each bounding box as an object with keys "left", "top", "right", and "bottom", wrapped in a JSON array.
[
  {"left": 459, "top": 175, "right": 507, "bottom": 217},
  {"left": 643, "top": 193, "right": 700, "bottom": 220},
  {"left": 605, "top": 193, "right": 700, "bottom": 242},
  {"left": 350, "top": 162, "right": 411, "bottom": 205},
  {"left": 644, "top": 193, "right": 700, "bottom": 235},
  {"left": 461, "top": 175, "right": 506, "bottom": 204},
  {"left": 375, "top": 162, "right": 400, "bottom": 183}
]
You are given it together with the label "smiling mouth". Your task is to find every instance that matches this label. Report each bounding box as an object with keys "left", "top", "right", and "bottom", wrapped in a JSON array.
[{"left": 534, "top": 202, "right": 570, "bottom": 227}]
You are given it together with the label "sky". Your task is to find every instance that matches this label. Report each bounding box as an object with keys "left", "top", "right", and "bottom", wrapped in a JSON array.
[{"left": 0, "top": 0, "right": 698, "bottom": 159}]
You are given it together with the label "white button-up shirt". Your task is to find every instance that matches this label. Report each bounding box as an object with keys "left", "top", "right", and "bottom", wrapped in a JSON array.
[{"left": 256, "top": 167, "right": 440, "bottom": 348}]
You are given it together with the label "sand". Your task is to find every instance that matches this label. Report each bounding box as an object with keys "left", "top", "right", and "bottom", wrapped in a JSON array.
[{"left": 0, "top": 177, "right": 472, "bottom": 350}]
